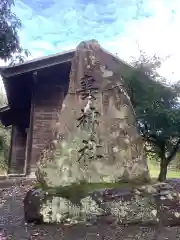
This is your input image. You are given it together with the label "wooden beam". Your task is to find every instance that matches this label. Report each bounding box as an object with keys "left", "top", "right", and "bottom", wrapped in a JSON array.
[{"left": 0, "top": 50, "right": 75, "bottom": 78}]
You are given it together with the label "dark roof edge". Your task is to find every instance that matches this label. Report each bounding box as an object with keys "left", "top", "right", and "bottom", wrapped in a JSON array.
[
  {"left": 0, "top": 106, "right": 10, "bottom": 113},
  {"left": 0, "top": 49, "right": 75, "bottom": 78},
  {"left": 0, "top": 47, "right": 134, "bottom": 79}
]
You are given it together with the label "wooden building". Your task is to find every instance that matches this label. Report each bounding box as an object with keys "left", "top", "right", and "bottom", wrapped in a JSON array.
[{"left": 0, "top": 47, "right": 132, "bottom": 176}]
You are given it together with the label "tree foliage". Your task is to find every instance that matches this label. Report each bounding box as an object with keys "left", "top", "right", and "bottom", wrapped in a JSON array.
[
  {"left": 0, "top": 0, "right": 25, "bottom": 170},
  {"left": 0, "top": 0, "right": 29, "bottom": 64},
  {"left": 0, "top": 90, "right": 9, "bottom": 171},
  {"left": 123, "top": 52, "right": 180, "bottom": 181}
]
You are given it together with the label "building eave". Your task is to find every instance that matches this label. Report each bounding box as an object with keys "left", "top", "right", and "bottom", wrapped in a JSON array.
[
  {"left": 0, "top": 106, "right": 10, "bottom": 113},
  {"left": 0, "top": 47, "right": 135, "bottom": 79},
  {"left": 0, "top": 49, "right": 75, "bottom": 78}
]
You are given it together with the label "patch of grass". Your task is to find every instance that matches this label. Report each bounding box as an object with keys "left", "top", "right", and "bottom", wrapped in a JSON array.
[
  {"left": 0, "top": 167, "right": 7, "bottom": 176},
  {"left": 0, "top": 169, "right": 6, "bottom": 175},
  {"left": 148, "top": 160, "right": 180, "bottom": 179},
  {"left": 0, "top": 155, "right": 7, "bottom": 175}
]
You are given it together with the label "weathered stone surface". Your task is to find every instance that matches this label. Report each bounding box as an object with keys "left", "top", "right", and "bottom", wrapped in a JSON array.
[
  {"left": 24, "top": 183, "right": 180, "bottom": 226},
  {"left": 23, "top": 188, "right": 44, "bottom": 223},
  {"left": 36, "top": 39, "right": 150, "bottom": 187}
]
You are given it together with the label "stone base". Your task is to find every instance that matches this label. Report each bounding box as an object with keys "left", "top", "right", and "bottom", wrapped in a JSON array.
[{"left": 23, "top": 182, "right": 180, "bottom": 226}]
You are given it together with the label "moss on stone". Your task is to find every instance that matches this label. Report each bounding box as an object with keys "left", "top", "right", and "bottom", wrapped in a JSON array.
[{"left": 33, "top": 179, "right": 152, "bottom": 205}]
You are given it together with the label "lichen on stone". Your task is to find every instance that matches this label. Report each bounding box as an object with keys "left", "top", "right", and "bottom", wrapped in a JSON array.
[
  {"left": 40, "top": 196, "right": 81, "bottom": 223},
  {"left": 35, "top": 39, "right": 150, "bottom": 189}
]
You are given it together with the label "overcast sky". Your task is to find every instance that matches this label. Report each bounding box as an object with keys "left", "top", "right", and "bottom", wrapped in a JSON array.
[{"left": 0, "top": 0, "right": 179, "bottom": 91}]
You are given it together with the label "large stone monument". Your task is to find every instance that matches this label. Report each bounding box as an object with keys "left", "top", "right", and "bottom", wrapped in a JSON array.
[
  {"left": 24, "top": 41, "right": 180, "bottom": 226},
  {"left": 35, "top": 39, "right": 150, "bottom": 187}
]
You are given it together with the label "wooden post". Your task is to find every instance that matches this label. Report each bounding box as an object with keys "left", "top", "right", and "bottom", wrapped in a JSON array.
[{"left": 8, "top": 126, "right": 27, "bottom": 175}]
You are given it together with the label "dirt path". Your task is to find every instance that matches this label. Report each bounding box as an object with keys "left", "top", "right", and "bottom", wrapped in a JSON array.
[{"left": 0, "top": 179, "right": 180, "bottom": 239}]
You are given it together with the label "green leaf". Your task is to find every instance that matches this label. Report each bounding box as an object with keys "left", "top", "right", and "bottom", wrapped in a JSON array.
[{"left": 122, "top": 53, "right": 180, "bottom": 160}]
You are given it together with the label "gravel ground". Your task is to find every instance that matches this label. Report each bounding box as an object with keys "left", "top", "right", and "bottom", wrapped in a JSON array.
[{"left": 0, "top": 179, "right": 180, "bottom": 239}]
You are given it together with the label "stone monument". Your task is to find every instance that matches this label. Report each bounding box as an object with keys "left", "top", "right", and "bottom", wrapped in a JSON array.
[
  {"left": 24, "top": 41, "right": 180, "bottom": 227},
  {"left": 35, "top": 39, "right": 150, "bottom": 187}
]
